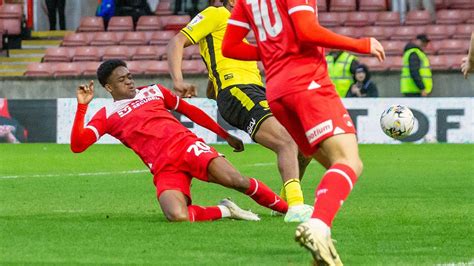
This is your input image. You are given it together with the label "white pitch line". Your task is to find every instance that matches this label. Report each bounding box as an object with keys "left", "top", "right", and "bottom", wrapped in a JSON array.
[{"left": 0, "top": 169, "right": 149, "bottom": 180}]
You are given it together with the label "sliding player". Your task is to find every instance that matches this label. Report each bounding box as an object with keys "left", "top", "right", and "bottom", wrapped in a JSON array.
[
  {"left": 222, "top": 0, "right": 385, "bottom": 264},
  {"left": 70, "top": 59, "right": 288, "bottom": 222}
]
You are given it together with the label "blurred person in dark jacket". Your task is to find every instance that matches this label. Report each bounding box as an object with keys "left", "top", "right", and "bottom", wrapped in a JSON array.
[
  {"left": 346, "top": 64, "right": 379, "bottom": 97},
  {"left": 115, "top": 0, "right": 153, "bottom": 26}
]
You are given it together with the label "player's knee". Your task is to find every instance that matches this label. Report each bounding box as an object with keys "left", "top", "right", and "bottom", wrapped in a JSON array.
[{"left": 164, "top": 209, "right": 189, "bottom": 222}]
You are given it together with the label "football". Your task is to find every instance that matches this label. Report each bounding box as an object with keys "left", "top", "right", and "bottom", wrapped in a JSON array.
[{"left": 380, "top": 105, "right": 415, "bottom": 139}]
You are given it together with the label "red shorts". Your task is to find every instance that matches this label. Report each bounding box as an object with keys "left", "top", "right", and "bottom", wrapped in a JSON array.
[
  {"left": 153, "top": 137, "right": 220, "bottom": 201},
  {"left": 268, "top": 84, "right": 356, "bottom": 156}
]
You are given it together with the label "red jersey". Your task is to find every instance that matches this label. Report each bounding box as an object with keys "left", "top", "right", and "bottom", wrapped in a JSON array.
[
  {"left": 228, "top": 0, "right": 332, "bottom": 101},
  {"left": 71, "top": 84, "right": 229, "bottom": 175}
]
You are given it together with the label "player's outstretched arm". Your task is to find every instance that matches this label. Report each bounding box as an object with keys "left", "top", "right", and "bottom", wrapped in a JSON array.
[
  {"left": 167, "top": 33, "right": 198, "bottom": 98},
  {"left": 289, "top": 10, "right": 385, "bottom": 61},
  {"left": 70, "top": 80, "right": 99, "bottom": 153},
  {"left": 161, "top": 87, "right": 244, "bottom": 151},
  {"left": 222, "top": 24, "right": 260, "bottom": 61},
  {"left": 461, "top": 33, "right": 474, "bottom": 79}
]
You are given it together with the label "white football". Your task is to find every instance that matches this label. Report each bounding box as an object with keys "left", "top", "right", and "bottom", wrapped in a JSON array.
[{"left": 380, "top": 105, "right": 415, "bottom": 140}]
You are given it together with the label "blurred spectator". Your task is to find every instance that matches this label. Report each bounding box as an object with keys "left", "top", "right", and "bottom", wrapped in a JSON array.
[
  {"left": 326, "top": 50, "right": 360, "bottom": 98},
  {"left": 391, "top": 0, "right": 407, "bottom": 22},
  {"left": 346, "top": 64, "right": 379, "bottom": 97},
  {"left": 408, "top": 0, "right": 435, "bottom": 22},
  {"left": 115, "top": 0, "right": 153, "bottom": 26},
  {"left": 400, "top": 34, "right": 432, "bottom": 97},
  {"left": 175, "top": 0, "right": 199, "bottom": 17},
  {"left": 0, "top": 99, "right": 27, "bottom": 143},
  {"left": 96, "top": 0, "right": 115, "bottom": 29},
  {"left": 461, "top": 33, "right": 474, "bottom": 79},
  {"left": 45, "top": 0, "right": 66, "bottom": 30}
]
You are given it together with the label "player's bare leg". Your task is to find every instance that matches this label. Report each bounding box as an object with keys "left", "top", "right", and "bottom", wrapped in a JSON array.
[
  {"left": 295, "top": 133, "right": 362, "bottom": 266},
  {"left": 254, "top": 117, "right": 313, "bottom": 222},
  {"left": 158, "top": 190, "right": 258, "bottom": 222},
  {"left": 207, "top": 156, "right": 289, "bottom": 214},
  {"left": 158, "top": 190, "right": 190, "bottom": 222}
]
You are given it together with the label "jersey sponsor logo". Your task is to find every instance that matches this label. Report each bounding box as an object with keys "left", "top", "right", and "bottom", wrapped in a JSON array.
[
  {"left": 224, "top": 73, "right": 234, "bottom": 80},
  {"left": 247, "top": 118, "right": 256, "bottom": 135},
  {"left": 117, "top": 96, "right": 161, "bottom": 117},
  {"left": 306, "top": 120, "right": 333, "bottom": 144}
]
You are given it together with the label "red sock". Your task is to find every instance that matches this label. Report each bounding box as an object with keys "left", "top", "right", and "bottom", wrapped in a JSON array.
[
  {"left": 245, "top": 178, "right": 288, "bottom": 213},
  {"left": 311, "top": 164, "right": 358, "bottom": 227},
  {"left": 187, "top": 205, "right": 222, "bottom": 222}
]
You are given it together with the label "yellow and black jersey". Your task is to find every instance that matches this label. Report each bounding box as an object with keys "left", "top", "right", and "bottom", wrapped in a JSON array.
[{"left": 180, "top": 6, "right": 263, "bottom": 98}]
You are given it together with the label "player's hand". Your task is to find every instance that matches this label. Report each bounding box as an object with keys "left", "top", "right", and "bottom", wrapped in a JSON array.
[
  {"left": 370, "top": 38, "right": 385, "bottom": 62},
  {"left": 173, "top": 81, "right": 198, "bottom": 98},
  {"left": 226, "top": 134, "right": 244, "bottom": 152},
  {"left": 461, "top": 56, "right": 472, "bottom": 79},
  {"left": 76, "top": 80, "right": 94, "bottom": 105}
]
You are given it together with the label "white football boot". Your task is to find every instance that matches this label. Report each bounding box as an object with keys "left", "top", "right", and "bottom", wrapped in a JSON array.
[
  {"left": 284, "top": 204, "right": 314, "bottom": 223},
  {"left": 219, "top": 198, "right": 260, "bottom": 221},
  {"left": 295, "top": 219, "right": 343, "bottom": 266}
]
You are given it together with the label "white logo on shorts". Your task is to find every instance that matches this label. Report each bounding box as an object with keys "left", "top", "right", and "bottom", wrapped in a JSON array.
[
  {"left": 247, "top": 118, "right": 256, "bottom": 135},
  {"left": 308, "top": 80, "right": 321, "bottom": 90},
  {"left": 306, "top": 120, "right": 333, "bottom": 144}
]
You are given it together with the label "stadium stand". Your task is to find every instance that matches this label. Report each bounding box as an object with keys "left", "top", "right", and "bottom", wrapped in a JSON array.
[{"left": 2, "top": 0, "right": 469, "bottom": 78}]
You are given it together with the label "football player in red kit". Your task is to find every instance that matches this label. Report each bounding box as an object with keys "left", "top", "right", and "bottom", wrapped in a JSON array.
[
  {"left": 70, "top": 59, "right": 288, "bottom": 222},
  {"left": 221, "top": 0, "right": 385, "bottom": 264}
]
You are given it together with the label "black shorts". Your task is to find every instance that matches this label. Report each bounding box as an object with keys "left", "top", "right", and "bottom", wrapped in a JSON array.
[{"left": 217, "top": 84, "right": 272, "bottom": 140}]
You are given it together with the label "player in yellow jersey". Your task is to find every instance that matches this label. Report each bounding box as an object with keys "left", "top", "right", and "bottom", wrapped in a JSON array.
[{"left": 167, "top": 0, "right": 321, "bottom": 222}]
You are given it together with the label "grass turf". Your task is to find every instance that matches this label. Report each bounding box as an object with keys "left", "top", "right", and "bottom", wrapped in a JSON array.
[{"left": 0, "top": 144, "right": 472, "bottom": 265}]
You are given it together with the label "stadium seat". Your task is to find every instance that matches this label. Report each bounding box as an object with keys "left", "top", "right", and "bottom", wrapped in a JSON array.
[
  {"left": 0, "top": 33, "right": 2, "bottom": 49},
  {"left": 361, "top": 26, "right": 393, "bottom": 40},
  {"left": 0, "top": 4, "right": 22, "bottom": 19},
  {"left": 125, "top": 60, "right": 146, "bottom": 75},
  {"left": 90, "top": 31, "right": 122, "bottom": 46},
  {"left": 62, "top": 32, "right": 89, "bottom": 46},
  {"left": 374, "top": 12, "right": 400, "bottom": 26},
  {"left": 447, "top": 0, "right": 474, "bottom": 9},
  {"left": 102, "top": 46, "right": 133, "bottom": 61},
  {"left": 446, "top": 54, "right": 465, "bottom": 70},
  {"left": 380, "top": 40, "right": 404, "bottom": 56},
  {"left": 319, "top": 12, "right": 346, "bottom": 27},
  {"left": 144, "top": 61, "right": 169, "bottom": 74},
  {"left": 53, "top": 63, "right": 83, "bottom": 77},
  {"left": 425, "top": 40, "right": 443, "bottom": 55},
  {"left": 425, "top": 25, "right": 455, "bottom": 40},
  {"left": 386, "top": 56, "right": 403, "bottom": 70},
  {"left": 465, "top": 11, "right": 474, "bottom": 24},
  {"left": 149, "top": 30, "right": 177, "bottom": 45},
  {"left": 330, "top": 0, "right": 356, "bottom": 11},
  {"left": 107, "top": 16, "right": 134, "bottom": 32},
  {"left": 78, "top": 16, "right": 105, "bottom": 32},
  {"left": 317, "top": 0, "right": 327, "bottom": 12},
  {"left": 391, "top": 26, "right": 421, "bottom": 41},
  {"left": 181, "top": 60, "right": 206, "bottom": 74},
  {"left": 0, "top": 18, "right": 21, "bottom": 35},
  {"left": 25, "top": 63, "right": 53, "bottom": 77},
  {"left": 405, "top": 10, "right": 432, "bottom": 25},
  {"left": 359, "top": 0, "right": 387, "bottom": 11},
  {"left": 344, "top": 12, "right": 371, "bottom": 27},
  {"left": 160, "top": 15, "right": 190, "bottom": 31},
  {"left": 453, "top": 24, "right": 474, "bottom": 39},
  {"left": 120, "top": 31, "right": 148, "bottom": 45},
  {"left": 437, "top": 39, "right": 468, "bottom": 55},
  {"left": 183, "top": 45, "right": 201, "bottom": 60},
  {"left": 43, "top": 47, "right": 73, "bottom": 62},
  {"left": 358, "top": 57, "right": 388, "bottom": 71},
  {"left": 136, "top": 16, "right": 162, "bottom": 31},
  {"left": 132, "top": 45, "right": 165, "bottom": 61},
  {"left": 72, "top": 46, "right": 102, "bottom": 62},
  {"left": 436, "top": 10, "right": 466, "bottom": 24},
  {"left": 155, "top": 1, "right": 174, "bottom": 15},
  {"left": 331, "top": 27, "right": 361, "bottom": 38},
  {"left": 429, "top": 55, "right": 449, "bottom": 70},
  {"left": 82, "top": 61, "right": 101, "bottom": 76}
]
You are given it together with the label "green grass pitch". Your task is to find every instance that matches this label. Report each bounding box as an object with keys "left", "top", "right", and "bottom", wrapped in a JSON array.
[{"left": 0, "top": 143, "right": 472, "bottom": 265}]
